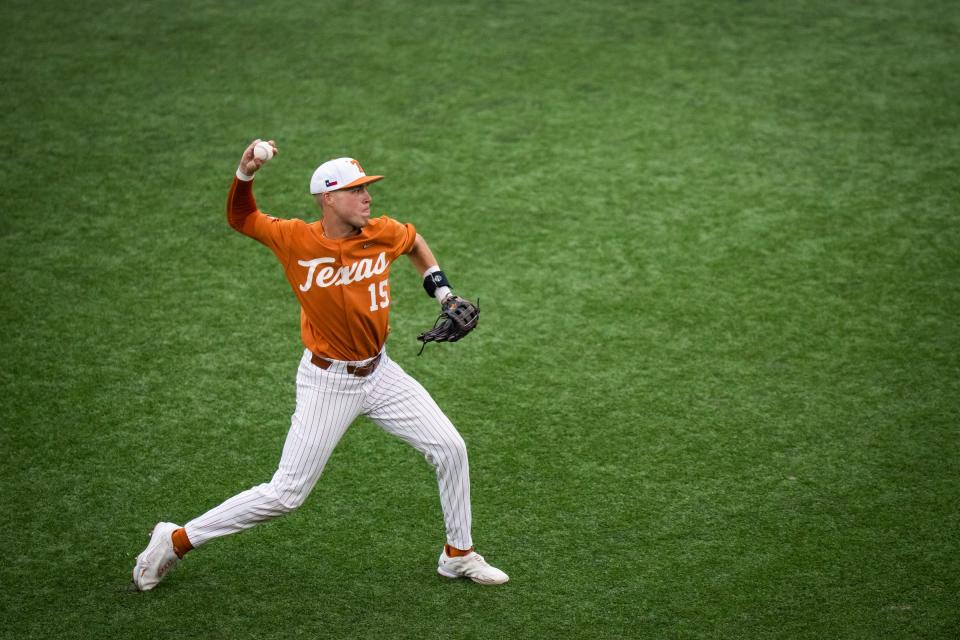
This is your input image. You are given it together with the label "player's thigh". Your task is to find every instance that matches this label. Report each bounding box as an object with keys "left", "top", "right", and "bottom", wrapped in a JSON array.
[
  {"left": 365, "top": 358, "right": 465, "bottom": 455},
  {"left": 278, "top": 356, "right": 366, "bottom": 477}
]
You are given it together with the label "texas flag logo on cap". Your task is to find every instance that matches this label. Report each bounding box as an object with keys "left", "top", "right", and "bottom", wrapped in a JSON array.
[{"left": 310, "top": 157, "right": 384, "bottom": 194}]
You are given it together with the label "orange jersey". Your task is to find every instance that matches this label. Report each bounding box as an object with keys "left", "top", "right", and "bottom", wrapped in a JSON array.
[{"left": 227, "top": 177, "right": 416, "bottom": 360}]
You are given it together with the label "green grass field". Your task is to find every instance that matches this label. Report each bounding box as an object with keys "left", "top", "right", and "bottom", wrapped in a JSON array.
[{"left": 2, "top": 1, "right": 958, "bottom": 638}]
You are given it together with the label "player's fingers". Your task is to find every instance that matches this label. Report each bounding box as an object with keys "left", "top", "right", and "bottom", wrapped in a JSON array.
[
  {"left": 240, "top": 159, "right": 262, "bottom": 174},
  {"left": 241, "top": 140, "right": 259, "bottom": 165}
]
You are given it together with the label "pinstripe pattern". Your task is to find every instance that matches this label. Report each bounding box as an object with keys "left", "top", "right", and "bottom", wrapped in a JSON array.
[
  {"left": 184, "top": 349, "right": 472, "bottom": 550},
  {"left": 364, "top": 355, "right": 472, "bottom": 550}
]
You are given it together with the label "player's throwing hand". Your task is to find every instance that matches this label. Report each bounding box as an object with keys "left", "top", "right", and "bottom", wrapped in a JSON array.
[{"left": 239, "top": 139, "right": 278, "bottom": 176}]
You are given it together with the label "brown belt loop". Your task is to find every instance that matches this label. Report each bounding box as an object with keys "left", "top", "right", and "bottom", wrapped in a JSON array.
[
  {"left": 310, "top": 352, "right": 382, "bottom": 378},
  {"left": 309, "top": 353, "right": 332, "bottom": 370}
]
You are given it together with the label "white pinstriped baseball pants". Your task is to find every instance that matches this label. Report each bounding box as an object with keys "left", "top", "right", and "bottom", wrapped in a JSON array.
[{"left": 183, "top": 349, "right": 472, "bottom": 550}]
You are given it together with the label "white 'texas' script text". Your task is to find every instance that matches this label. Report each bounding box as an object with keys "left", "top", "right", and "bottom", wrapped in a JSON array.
[{"left": 298, "top": 252, "right": 389, "bottom": 292}]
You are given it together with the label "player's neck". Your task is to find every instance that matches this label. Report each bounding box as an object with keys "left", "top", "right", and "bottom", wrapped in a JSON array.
[{"left": 320, "top": 217, "right": 361, "bottom": 240}]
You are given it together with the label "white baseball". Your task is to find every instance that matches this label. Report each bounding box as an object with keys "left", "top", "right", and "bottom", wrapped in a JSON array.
[{"left": 253, "top": 141, "right": 274, "bottom": 161}]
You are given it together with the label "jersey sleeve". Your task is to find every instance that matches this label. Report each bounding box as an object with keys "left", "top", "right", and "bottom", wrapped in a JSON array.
[
  {"left": 384, "top": 216, "right": 417, "bottom": 260},
  {"left": 226, "top": 176, "right": 296, "bottom": 258}
]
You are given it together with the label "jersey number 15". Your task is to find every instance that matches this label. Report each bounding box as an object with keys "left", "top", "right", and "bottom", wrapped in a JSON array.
[{"left": 368, "top": 280, "right": 389, "bottom": 312}]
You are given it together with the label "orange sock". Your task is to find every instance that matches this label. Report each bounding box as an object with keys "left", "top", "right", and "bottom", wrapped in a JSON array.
[
  {"left": 445, "top": 544, "right": 474, "bottom": 557},
  {"left": 172, "top": 527, "right": 194, "bottom": 559}
]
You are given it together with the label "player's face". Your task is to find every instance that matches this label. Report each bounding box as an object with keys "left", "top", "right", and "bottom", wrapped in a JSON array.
[{"left": 327, "top": 184, "right": 373, "bottom": 230}]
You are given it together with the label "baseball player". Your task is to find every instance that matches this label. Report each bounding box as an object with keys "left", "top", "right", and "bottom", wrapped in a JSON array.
[{"left": 131, "top": 139, "right": 507, "bottom": 589}]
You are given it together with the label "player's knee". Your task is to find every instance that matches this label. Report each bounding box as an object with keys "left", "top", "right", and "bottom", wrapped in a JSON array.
[
  {"left": 429, "top": 433, "right": 468, "bottom": 469},
  {"left": 450, "top": 433, "right": 468, "bottom": 460},
  {"left": 263, "top": 478, "right": 310, "bottom": 512},
  {"left": 277, "top": 491, "right": 308, "bottom": 512}
]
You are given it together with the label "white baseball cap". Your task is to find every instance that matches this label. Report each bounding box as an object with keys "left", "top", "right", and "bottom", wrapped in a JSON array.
[{"left": 309, "top": 157, "right": 384, "bottom": 194}]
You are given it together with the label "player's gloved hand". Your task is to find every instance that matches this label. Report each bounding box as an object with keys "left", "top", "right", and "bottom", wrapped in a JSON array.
[
  {"left": 238, "top": 139, "right": 278, "bottom": 177},
  {"left": 417, "top": 295, "right": 480, "bottom": 352}
]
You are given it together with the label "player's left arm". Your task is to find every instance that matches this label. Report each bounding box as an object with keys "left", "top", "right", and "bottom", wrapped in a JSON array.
[
  {"left": 406, "top": 234, "right": 453, "bottom": 303},
  {"left": 407, "top": 234, "right": 481, "bottom": 347}
]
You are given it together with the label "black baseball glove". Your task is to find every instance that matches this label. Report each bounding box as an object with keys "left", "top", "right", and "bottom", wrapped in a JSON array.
[{"left": 417, "top": 295, "right": 480, "bottom": 351}]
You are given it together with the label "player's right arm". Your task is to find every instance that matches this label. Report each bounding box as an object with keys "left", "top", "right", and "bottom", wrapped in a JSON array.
[
  {"left": 227, "top": 139, "right": 278, "bottom": 230},
  {"left": 226, "top": 139, "right": 290, "bottom": 253}
]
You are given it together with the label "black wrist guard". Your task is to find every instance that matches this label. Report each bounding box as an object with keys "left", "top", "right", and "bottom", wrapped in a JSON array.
[{"left": 423, "top": 270, "right": 451, "bottom": 298}]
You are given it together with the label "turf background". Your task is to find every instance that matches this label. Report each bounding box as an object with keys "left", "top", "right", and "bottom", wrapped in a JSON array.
[{"left": 1, "top": 1, "right": 958, "bottom": 638}]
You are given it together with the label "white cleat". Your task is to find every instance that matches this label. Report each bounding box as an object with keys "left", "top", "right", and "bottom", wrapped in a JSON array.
[
  {"left": 132, "top": 522, "right": 181, "bottom": 591},
  {"left": 437, "top": 549, "right": 509, "bottom": 585}
]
